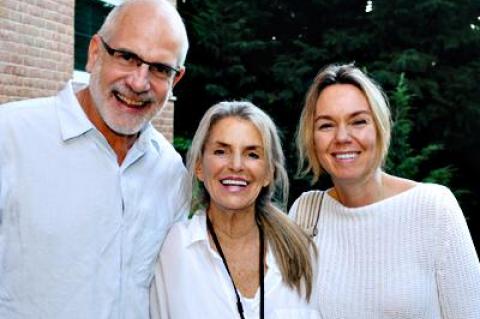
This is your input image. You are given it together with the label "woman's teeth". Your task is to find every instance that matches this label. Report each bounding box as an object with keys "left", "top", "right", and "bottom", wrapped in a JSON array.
[
  {"left": 220, "top": 179, "right": 247, "bottom": 186},
  {"left": 335, "top": 153, "right": 358, "bottom": 160}
]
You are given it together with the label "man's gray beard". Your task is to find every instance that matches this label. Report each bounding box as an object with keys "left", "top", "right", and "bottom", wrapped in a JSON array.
[{"left": 88, "top": 70, "right": 152, "bottom": 136}]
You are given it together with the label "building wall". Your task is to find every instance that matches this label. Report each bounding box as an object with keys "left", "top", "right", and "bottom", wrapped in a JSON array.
[
  {"left": 0, "top": 0, "right": 177, "bottom": 142},
  {"left": 155, "top": 0, "right": 177, "bottom": 142},
  {"left": 0, "top": 0, "right": 74, "bottom": 103}
]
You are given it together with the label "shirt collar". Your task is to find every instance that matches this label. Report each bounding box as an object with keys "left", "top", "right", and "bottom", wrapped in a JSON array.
[
  {"left": 135, "top": 123, "right": 164, "bottom": 155},
  {"left": 56, "top": 81, "right": 94, "bottom": 141},
  {"left": 55, "top": 81, "right": 165, "bottom": 156},
  {"left": 185, "top": 210, "right": 209, "bottom": 248}
]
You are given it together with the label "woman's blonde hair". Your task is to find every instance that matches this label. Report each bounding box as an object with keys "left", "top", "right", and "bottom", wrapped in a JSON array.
[
  {"left": 297, "top": 63, "right": 392, "bottom": 183},
  {"left": 187, "top": 101, "right": 315, "bottom": 300}
]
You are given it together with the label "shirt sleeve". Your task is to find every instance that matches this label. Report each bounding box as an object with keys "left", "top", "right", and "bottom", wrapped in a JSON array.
[
  {"left": 0, "top": 170, "right": 2, "bottom": 225},
  {"left": 149, "top": 222, "right": 184, "bottom": 319},
  {"left": 149, "top": 256, "right": 170, "bottom": 319},
  {"left": 0, "top": 133, "right": 3, "bottom": 223},
  {"left": 435, "top": 188, "right": 480, "bottom": 318},
  {"left": 172, "top": 168, "right": 190, "bottom": 223}
]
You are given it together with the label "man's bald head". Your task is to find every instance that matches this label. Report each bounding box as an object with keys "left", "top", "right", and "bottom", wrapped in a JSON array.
[{"left": 97, "top": 0, "right": 189, "bottom": 66}]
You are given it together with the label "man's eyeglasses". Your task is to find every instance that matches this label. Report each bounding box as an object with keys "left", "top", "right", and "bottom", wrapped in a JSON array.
[{"left": 99, "top": 36, "right": 180, "bottom": 81}]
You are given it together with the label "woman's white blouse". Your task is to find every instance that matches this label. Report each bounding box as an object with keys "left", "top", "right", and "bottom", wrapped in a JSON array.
[{"left": 150, "top": 210, "right": 320, "bottom": 319}]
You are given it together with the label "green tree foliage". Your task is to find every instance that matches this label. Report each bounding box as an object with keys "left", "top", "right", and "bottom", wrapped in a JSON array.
[
  {"left": 176, "top": 0, "right": 480, "bottom": 247},
  {"left": 174, "top": 0, "right": 280, "bottom": 137},
  {"left": 386, "top": 73, "right": 453, "bottom": 186},
  {"left": 172, "top": 136, "right": 192, "bottom": 159}
]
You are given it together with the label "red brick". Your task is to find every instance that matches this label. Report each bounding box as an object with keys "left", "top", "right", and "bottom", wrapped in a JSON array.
[{"left": 1, "top": 0, "right": 177, "bottom": 141}]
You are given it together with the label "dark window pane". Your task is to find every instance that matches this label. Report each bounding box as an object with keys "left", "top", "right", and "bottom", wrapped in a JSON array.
[{"left": 74, "top": 0, "right": 114, "bottom": 71}]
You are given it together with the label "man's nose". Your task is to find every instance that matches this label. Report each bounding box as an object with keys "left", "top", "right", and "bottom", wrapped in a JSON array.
[{"left": 126, "top": 64, "right": 151, "bottom": 93}]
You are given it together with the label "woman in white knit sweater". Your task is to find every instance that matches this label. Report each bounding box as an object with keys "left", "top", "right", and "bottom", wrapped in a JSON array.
[{"left": 290, "top": 63, "right": 480, "bottom": 318}]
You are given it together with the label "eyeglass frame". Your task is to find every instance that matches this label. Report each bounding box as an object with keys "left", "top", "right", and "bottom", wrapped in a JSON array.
[{"left": 98, "top": 36, "right": 181, "bottom": 80}]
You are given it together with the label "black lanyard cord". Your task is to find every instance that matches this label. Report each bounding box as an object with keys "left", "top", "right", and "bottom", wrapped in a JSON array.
[
  {"left": 207, "top": 216, "right": 265, "bottom": 319},
  {"left": 259, "top": 220, "right": 265, "bottom": 318}
]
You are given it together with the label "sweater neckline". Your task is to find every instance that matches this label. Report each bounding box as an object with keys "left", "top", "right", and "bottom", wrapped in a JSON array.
[{"left": 325, "top": 183, "right": 422, "bottom": 212}]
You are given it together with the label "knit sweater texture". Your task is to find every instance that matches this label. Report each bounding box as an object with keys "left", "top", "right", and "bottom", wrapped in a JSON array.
[{"left": 289, "top": 183, "right": 480, "bottom": 319}]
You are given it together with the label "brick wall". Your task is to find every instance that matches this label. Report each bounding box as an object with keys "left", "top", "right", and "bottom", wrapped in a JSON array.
[
  {"left": 0, "top": 0, "right": 74, "bottom": 103},
  {"left": 0, "top": 0, "right": 178, "bottom": 142},
  {"left": 153, "top": 0, "right": 177, "bottom": 142},
  {"left": 151, "top": 100, "right": 173, "bottom": 142}
]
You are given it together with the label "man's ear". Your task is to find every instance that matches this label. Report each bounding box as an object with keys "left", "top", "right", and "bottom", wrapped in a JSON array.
[
  {"left": 172, "top": 66, "right": 186, "bottom": 87},
  {"left": 85, "top": 35, "right": 102, "bottom": 73}
]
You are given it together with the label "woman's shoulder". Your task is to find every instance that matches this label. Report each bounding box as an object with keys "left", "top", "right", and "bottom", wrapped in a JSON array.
[
  {"left": 385, "top": 175, "right": 453, "bottom": 202},
  {"left": 384, "top": 179, "right": 462, "bottom": 223},
  {"left": 409, "top": 181, "right": 455, "bottom": 202},
  {"left": 416, "top": 183, "right": 460, "bottom": 212},
  {"left": 288, "top": 190, "right": 326, "bottom": 225},
  {"left": 292, "top": 190, "right": 326, "bottom": 205},
  {"left": 384, "top": 174, "right": 417, "bottom": 195},
  {"left": 161, "top": 211, "right": 207, "bottom": 254},
  {"left": 293, "top": 190, "right": 326, "bottom": 213}
]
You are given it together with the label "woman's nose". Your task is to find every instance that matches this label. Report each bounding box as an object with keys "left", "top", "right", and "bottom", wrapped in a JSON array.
[
  {"left": 335, "top": 124, "right": 352, "bottom": 143},
  {"left": 229, "top": 153, "right": 244, "bottom": 171}
]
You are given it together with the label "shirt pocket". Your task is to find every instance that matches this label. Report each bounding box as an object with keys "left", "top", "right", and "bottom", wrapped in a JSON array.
[{"left": 273, "top": 308, "right": 322, "bottom": 319}]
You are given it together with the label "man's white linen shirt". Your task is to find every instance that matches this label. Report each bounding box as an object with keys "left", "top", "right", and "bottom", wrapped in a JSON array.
[
  {"left": 0, "top": 82, "right": 189, "bottom": 319},
  {"left": 150, "top": 210, "right": 321, "bottom": 319}
]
